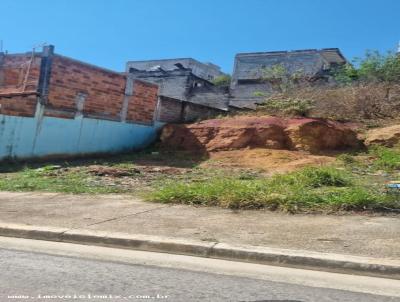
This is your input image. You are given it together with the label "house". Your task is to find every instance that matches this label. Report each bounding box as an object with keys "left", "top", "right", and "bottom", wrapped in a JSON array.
[
  {"left": 127, "top": 60, "right": 229, "bottom": 123},
  {"left": 126, "top": 58, "right": 224, "bottom": 81},
  {"left": 0, "top": 46, "right": 234, "bottom": 161},
  {"left": 229, "top": 48, "right": 347, "bottom": 109}
]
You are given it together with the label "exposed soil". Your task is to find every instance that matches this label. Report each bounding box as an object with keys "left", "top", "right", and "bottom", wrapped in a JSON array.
[
  {"left": 202, "top": 149, "right": 335, "bottom": 174},
  {"left": 365, "top": 124, "right": 400, "bottom": 147},
  {"left": 160, "top": 115, "right": 362, "bottom": 154}
]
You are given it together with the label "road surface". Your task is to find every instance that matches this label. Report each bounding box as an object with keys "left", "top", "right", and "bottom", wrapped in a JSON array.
[{"left": 0, "top": 237, "right": 399, "bottom": 302}]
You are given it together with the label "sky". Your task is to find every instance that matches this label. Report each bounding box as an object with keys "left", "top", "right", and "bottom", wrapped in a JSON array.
[{"left": 0, "top": 0, "right": 399, "bottom": 73}]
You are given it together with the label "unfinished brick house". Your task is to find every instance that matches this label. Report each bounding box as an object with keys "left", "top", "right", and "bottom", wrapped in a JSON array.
[
  {"left": 126, "top": 58, "right": 225, "bottom": 81},
  {"left": 127, "top": 59, "right": 229, "bottom": 123},
  {"left": 0, "top": 45, "right": 161, "bottom": 160},
  {"left": 229, "top": 48, "right": 347, "bottom": 109}
]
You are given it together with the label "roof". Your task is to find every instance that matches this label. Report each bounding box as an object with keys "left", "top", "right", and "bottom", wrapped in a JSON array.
[
  {"left": 233, "top": 48, "right": 347, "bottom": 80},
  {"left": 126, "top": 58, "right": 222, "bottom": 72},
  {"left": 235, "top": 48, "right": 346, "bottom": 60},
  {"left": 128, "top": 68, "right": 215, "bottom": 85}
]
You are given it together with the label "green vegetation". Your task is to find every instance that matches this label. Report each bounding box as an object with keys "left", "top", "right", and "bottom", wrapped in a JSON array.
[
  {"left": 336, "top": 153, "right": 357, "bottom": 165},
  {"left": 2, "top": 146, "right": 400, "bottom": 214},
  {"left": 212, "top": 74, "right": 231, "bottom": 86},
  {"left": 370, "top": 146, "right": 400, "bottom": 171},
  {"left": 260, "top": 64, "right": 304, "bottom": 93},
  {"left": 255, "top": 64, "right": 316, "bottom": 117},
  {"left": 251, "top": 50, "right": 400, "bottom": 121},
  {"left": 147, "top": 166, "right": 399, "bottom": 212},
  {"left": 337, "top": 145, "right": 400, "bottom": 172},
  {"left": 0, "top": 152, "right": 243, "bottom": 195},
  {"left": 0, "top": 166, "right": 121, "bottom": 194},
  {"left": 258, "top": 97, "right": 315, "bottom": 117},
  {"left": 333, "top": 50, "right": 400, "bottom": 85}
]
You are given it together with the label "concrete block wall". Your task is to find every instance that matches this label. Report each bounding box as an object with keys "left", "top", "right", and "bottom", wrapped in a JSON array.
[
  {"left": 183, "top": 102, "right": 221, "bottom": 122},
  {"left": 157, "top": 96, "right": 224, "bottom": 123},
  {"left": 128, "top": 70, "right": 190, "bottom": 102},
  {"left": 157, "top": 97, "right": 183, "bottom": 123},
  {"left": 126, "top": 58, "right": 224, "bottom": 81}
]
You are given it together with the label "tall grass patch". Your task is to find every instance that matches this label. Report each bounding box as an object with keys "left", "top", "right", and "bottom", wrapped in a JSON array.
[{"left": 147, "top": 166, "right": 398, "bottom": 212}]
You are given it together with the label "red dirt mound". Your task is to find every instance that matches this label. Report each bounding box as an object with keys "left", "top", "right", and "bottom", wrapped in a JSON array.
[{"left": 159, "top": 116, "right": 361, "bottom": 153}]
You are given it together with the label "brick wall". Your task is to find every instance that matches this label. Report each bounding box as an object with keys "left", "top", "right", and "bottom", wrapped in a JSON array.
[
  {"left": 0, "top": 53, "right": 41, "bottom": 117},
  {"left": 125, "top": 80, "right": 158, "bottom": 124},
  {"left": 0, "top": 54, "right": 41, "bottom": 92},
  {"left": 0, "top": 94, "right": 38, "bottom": 117},
  {"left": 47, "top": 55, "right": 126, "bottom": 120},
  {"left": 0, "top": 49, "right": 160, "bottom": 124}
]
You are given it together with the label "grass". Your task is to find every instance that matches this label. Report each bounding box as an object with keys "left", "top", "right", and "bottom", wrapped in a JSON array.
[
  {"left": 147, "top": 166, "right": 400, "bottom": 213},
  {"left": 0, "top": 166, "right": 123, "bottom": 194},
  {"left": 369, "top": 146, "right": 400, "bottom": 171},
  {"left": 337, "top": 145, "right": 400, "bottom": 173},
  {"left": 1, "top": 147, "right": 400, "bottom": 213},
  {"left": 0, "top": 152, "right": 236, "bottom": 194}
]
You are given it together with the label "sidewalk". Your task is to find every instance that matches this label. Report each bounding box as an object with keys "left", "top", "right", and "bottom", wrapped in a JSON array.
[{"left": 0, "top": 191, "right": 399, "bottom": 277}]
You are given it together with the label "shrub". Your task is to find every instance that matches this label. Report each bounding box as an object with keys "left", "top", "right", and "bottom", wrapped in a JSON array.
[
  {"left": 333, "top": 50, "right": 400, "bottom": 85},
  {"left": 212, "top": 75, "right": 231, "bottom": 86},
  {"left": 332, "top": 63, "right": 359, "bottom": 86},
  {"left": 260, "top": 64, "right": 304, "bottom": 93},
  {"left": 259, "top": 97, "right": 315, "bottom": 117}
]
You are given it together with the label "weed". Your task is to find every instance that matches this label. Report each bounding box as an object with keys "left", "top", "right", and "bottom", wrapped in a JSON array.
[
  {"left": 258, "top": 97, "right": 315, "bottom": 117},
  {"left": 0, "top": 168, "right": 122, "bottom": 194},
  {"left": 212, "top": 74, "right": 231, "bottom": 86},
  {"left": 369, "top": 146, "right": 400, "bottom": 171},
  {"left": 337, "top": 154, "right": 357, "bottom": 165},
  {"left": 147, "top": 166, "right": 397, "bottom": 212}
]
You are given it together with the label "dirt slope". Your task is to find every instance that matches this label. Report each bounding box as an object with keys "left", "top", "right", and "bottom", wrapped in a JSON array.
[
  {"left": 202, "top": 149, "right": 335, "bottom": 174},
  {"left": 365, "top": 124, "right": 400, "bottom": 147},
  {"left": 160, "top": 115, "right": 361, "bottom": 153}
]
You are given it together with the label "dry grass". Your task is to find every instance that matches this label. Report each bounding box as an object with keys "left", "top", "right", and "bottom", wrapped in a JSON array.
[{"left": 253, "top": 83, "right": 400, "bottom": 128}]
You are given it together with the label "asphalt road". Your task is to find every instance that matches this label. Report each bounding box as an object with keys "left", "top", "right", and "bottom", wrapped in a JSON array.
[{"left": 0, "top": 239, "right": 399, "bottom": 302}]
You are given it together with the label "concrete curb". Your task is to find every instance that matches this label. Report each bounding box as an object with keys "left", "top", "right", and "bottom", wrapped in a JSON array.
[{"left": 1, "top": 223, "right": 399, "bottom": 279}]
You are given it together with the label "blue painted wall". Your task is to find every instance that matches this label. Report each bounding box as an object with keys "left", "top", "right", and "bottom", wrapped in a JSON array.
[{"left": 0, "top": 104, "right": 163, "bottom": 161}]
